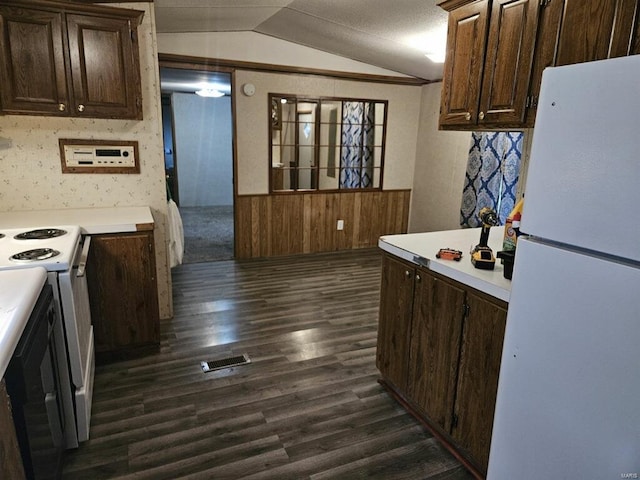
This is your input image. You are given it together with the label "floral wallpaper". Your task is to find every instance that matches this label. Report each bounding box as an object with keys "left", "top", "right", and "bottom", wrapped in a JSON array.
[{"left": 0, "top": 3, "right": 172, "bottom": 319}]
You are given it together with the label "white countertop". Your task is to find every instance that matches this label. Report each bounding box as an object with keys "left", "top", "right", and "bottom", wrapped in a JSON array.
[
  {"left": 0, "top": 267, "right": 48, "bottom": 377},
  {"left": 0, "top": 206, "right": 154, "bottom": 234},
  {"left": 379, "top": 226, "right": 512, "bottom": 302}
]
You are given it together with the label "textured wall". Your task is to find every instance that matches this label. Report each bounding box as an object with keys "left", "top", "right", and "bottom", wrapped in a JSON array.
[
  {"left": 410, "top": 83, "right": 472, "bottom": 233},
  {"left": 233, "top": 70, "right": 422, "bottom": 195},
  {"left": 0, "top": 3, "right": 172, "bottom": 319},
  {"left": 172, "top": 93, "right": 233, "bottom": 206}
]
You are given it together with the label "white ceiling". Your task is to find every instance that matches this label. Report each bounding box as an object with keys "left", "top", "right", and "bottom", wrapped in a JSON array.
[{"left": 154, "top": 0, "right": 449, "bottom": 81}]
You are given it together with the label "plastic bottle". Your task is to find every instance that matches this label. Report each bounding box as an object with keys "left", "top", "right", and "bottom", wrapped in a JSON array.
[{"left": 503, "top": 196, "right": 524, "bottom": 252}]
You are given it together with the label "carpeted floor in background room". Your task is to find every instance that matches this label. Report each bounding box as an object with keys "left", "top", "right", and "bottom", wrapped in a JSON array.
[{"left": 178, "top": 205, "right": 234, "bottom": 263}]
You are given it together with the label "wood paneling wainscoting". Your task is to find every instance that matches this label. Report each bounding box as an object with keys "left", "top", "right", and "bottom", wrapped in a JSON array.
[{"left": 235, "top": 190, "right": 411, "bottom": 259}]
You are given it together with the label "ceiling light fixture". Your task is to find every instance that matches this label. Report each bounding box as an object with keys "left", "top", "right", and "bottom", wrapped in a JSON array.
[
  {"left": 407, "top": 23, "right": 448, "bottom": 65},
  {"left": 425, "top": 51, "right": 446, "bottom": 63},
  {"left": 195, "top": 89, "right": 225, "bottom": 98}
]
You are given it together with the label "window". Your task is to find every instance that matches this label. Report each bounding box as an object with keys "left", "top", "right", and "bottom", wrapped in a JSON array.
[{"left": 270, "top": 94, "right": 387, "bottom": 192}]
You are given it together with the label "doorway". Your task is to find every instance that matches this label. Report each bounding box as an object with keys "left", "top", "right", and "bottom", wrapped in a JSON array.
[{"left": 160, "top": 67, "right": 235, "bottom": 263}]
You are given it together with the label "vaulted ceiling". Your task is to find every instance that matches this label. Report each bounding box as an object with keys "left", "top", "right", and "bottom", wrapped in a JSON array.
[{"left": 154, "top": 0, "right": 449, "bottom": 81}]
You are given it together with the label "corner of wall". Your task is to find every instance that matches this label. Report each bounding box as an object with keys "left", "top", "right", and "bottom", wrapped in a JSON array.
[{"left": 409, "top": 82, "right": 472, "bottom": 234}]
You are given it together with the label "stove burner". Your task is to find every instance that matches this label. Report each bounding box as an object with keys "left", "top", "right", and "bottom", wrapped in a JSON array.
[
  {"left": 14, "top": 228, "right": 67, "bottom": 240},
  {"left": 10, "top": 248, "right": 61, "bottom": 262}
]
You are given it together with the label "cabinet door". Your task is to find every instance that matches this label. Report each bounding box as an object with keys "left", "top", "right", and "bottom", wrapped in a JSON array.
[
  {"left": 0, "top": 6, "right": 70, "bottom": 115},
  {"left": 408, "top": 271, "right": 465, "bottom": 432},
  {"left": 555, "top": 0, "right": 638, "bottom": 65},
  {"left": 451, "top": 292, "right": 507, "bottom": 473},
  {"left": 523, "top": 0, "right": 564, "bottom": 126},
  {"left": 376, "top": 254, "right": 415, "bottom": 391},
  {"left": 608, "top": 0, "right": 640, "bottom": 58},
  {"left": 66, "top": 13, "right": 142, "bottom": 119},
  {"left": 439, "top": 0, "right": 490, "bottom": 127},
  {"left": 478, "top": 0, "right": 539, "bottom": 126},
  {"left": 87, "top": 232, "right": 159, "bottom": 356},
  {"left": 633, "top": 10, "right": 640, "bottom": 55}
]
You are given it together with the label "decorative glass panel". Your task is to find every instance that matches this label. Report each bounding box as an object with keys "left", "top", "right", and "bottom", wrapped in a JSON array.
[{"left": 269, "top": 94, "right": 387, "bottom": 192}]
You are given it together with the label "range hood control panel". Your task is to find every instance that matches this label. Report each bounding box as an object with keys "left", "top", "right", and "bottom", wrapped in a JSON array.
[{"left": 59, "top": 139, "right": 139, "bottom": 174}]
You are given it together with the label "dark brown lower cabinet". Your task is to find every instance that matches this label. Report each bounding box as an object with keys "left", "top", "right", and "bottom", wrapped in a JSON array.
[
  {"left": 408, "top": 271, "right": 465, "bottom": 433},
  {"left": 0, "top": 379, "right": 25, "bottom": 479},
  {"left": 87, "top": 230, "right": 160, "bottom": 362},
  {"left": 450, "top": 291, "right": 507, "bottom": 472},
  {"left": 376, "top": 254, "right": 416, "bottom": 392},
  {"left": 376, "top": 252, "right": 507, "bottom": 476}
]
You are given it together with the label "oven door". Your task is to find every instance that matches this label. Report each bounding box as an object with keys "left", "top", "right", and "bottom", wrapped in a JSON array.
[
  {"left": 58, "top": 235, "right": 95, "bottom": 442},
  {"left": 6, "top": 285, "right": 65, "bottom": 479}
]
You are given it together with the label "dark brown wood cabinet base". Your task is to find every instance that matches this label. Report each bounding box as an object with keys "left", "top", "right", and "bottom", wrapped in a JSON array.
[
  {"left": 87, "top": 230, "right": 160, "bottom": 363},
  {"left": 376, "top": 252, "right": 507, "bottom": 476},
  {"left": 0, "top": 380, "right": 25, "bottom": 480}
]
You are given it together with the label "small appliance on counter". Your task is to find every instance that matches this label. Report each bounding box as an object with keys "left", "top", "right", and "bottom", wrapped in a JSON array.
[{"left": 470, "top": 207, "right": 498, "bottom": 270}]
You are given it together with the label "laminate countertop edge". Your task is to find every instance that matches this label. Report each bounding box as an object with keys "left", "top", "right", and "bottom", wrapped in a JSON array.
[
  {"left": 0, "top": 268, "right": 48, "bottom": 378},
  {"left": 0, "top": 206, "right": 154, "bottom": 234},
  {"left": 379, "top": 226, "right": 512, "bottom": 303}
]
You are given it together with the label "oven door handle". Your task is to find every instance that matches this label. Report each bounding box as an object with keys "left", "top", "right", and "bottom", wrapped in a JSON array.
[{"left": 76, "top": 235, "right": 91, "bottom": 278}]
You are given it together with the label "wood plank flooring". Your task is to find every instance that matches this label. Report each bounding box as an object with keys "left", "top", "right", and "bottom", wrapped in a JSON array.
[{"left": 62, "top": 249, "right": 475, "bottom": 479}]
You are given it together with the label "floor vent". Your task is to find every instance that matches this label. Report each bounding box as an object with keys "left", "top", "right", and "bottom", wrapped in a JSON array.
[{"left": 201, "top": 354, "right": 251, "bottom": 373}]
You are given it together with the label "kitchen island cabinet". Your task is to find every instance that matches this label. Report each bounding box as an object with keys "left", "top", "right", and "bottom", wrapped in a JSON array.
[
  {"left": 376, "top": 254, "right": 416, "bottom": 392},
  {"left": 407, "top": 269, "right": 465, "bottom": 434},
  {"left": 87, "top": 230, "right": 159, "bottom": 362},
  {"left": 449, "top": 290, "right": 507, "bottom": 473},
  {"left": 0, "top": 0, "right": 143, "bottom": 119},
  {"left": 377, "top": 227, "right": 510, "bottom": 476}
]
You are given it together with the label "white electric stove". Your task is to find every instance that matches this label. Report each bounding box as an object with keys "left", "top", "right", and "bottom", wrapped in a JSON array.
[
  {"left": 0, "top": 225, "right": 94, "bottom": 448},
  {"left": 0, "top": 226, "right": 79, "bottom": 270}
]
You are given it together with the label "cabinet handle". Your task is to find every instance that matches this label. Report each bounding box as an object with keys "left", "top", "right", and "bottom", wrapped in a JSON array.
[
  {"left": 465, "top": 112, "right": 471, "bottom": 121},
  {"left": 405, "top": 270, "right": 411, "bottom": 278},
  {"left": 76, "top": 236, "right": 91, "bottom": 277},
  {"left": 58, "top": 103, "right": 66, "bottom": 112},
  {"left": 479, "top": 111, "right": 485, "bottom": 120},
  {"left": 77, "top": 104, "right": 85, "bottom": 112},
  {"left": 416, "top": 273, "right": 421, "bottom": 283}
]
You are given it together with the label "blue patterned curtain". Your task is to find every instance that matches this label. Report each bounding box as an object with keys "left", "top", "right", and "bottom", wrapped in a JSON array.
[
  {"left": 340, "top": 102, "right": 375, "bottom": 188},
  {"left": 460, "top": 132, "right": 523, "bottom": 227}
]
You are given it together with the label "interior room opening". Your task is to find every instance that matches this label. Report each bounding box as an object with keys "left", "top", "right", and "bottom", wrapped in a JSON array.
[{"left": 160, "top": 68, "right": 234, "bottom": 263}]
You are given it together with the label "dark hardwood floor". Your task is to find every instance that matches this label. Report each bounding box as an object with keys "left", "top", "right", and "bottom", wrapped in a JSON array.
[{"left": 62, "top": 249, "right": 475, "bottom": 479}]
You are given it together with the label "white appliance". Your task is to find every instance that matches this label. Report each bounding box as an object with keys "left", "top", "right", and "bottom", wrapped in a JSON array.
[
  {"left": 0, "top": 225, "right": 95, "bottom": 448},
  {"left": 487, "top": 56, "right": 640, "bottom": 479}
]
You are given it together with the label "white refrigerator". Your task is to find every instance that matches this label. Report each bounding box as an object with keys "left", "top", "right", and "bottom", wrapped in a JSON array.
[{"left": 487, "top": 55, "right": 640, "bottom": 479}]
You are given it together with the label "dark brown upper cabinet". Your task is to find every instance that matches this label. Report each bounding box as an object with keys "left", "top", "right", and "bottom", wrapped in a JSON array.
[
  {"left": 439, "top": 0, "right": 640, "bottom": 130},
  {"left": 0, "top": 0, "right": 143, "bottom": 119},
  {"left": 439, "top": 0, "right": 539, "bottom": 130},
  {"left": 555, "top": 0, "right": 640, "bottom": 65}
]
